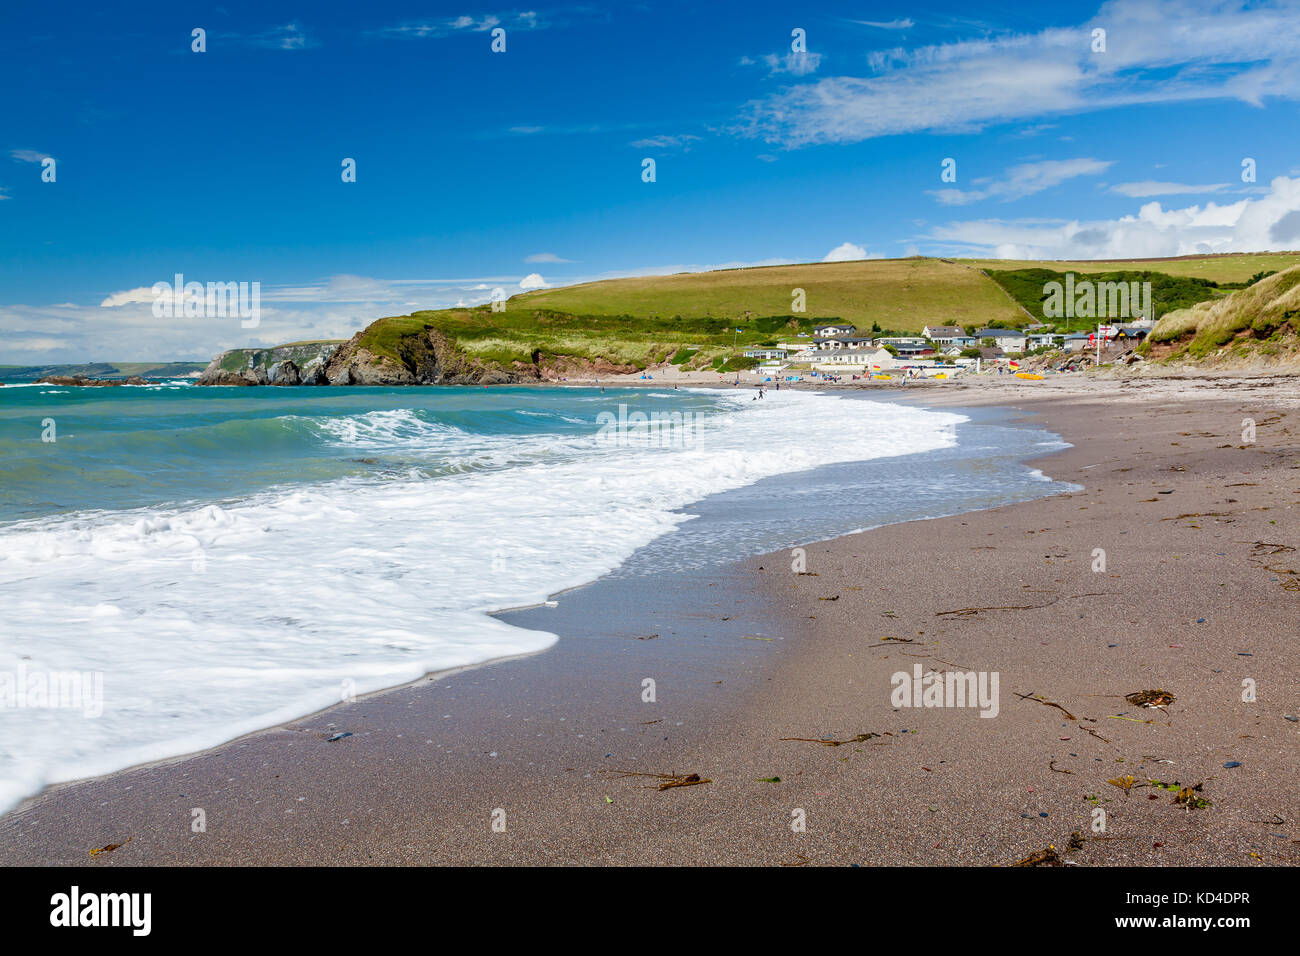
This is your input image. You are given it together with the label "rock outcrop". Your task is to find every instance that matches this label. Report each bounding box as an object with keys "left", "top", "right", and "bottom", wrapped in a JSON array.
[
  {"left": 36, "top": 375, "right": 158, "bottom": 387},
  {"left": 197, "top": 343, "right": 336, "bottom": 386},
  {"left": 267, "top": 360, "right": 301, "bottom": 386},
  {"left": 197, "top": 325, "right": 640, "bottom": 387},
  {"left": 320, "top": 326, "right": 551, "bottom": 385}
]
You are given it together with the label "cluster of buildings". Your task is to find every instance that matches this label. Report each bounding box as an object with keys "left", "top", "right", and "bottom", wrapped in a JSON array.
[{"left": 741, "top": 320, "right": 1153, "bottom": 368}]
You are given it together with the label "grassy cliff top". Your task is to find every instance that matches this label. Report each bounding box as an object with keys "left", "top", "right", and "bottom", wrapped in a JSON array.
[
  {"left": 961, "top": 252, "right": 1300, "bottom": 284},
  {"left": 508, "top": 257, "right": 1025, "bottom": 329}
]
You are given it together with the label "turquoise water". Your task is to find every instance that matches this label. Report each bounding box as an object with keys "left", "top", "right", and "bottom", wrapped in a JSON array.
[{"left": 0, "top": 382, "right": 727, "bottom": 522}]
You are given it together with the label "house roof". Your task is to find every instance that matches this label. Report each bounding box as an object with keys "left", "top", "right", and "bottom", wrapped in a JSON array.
[
  {"left": 814, "top": 324, "right": 855, "bottom": 331},
  {"left": 923, "top": 325, "right": 964, "bottom": 335}
]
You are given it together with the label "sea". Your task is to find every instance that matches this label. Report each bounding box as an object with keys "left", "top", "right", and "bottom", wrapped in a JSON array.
[{"left": 0, "top": 380, "right": 1073, "bottom": 813}]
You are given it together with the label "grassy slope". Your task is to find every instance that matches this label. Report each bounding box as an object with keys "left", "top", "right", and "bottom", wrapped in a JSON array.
[
  {"left": 962, "top": 252, "right": 1300, "bottom": 284},
  {"left": 985, "top": 268, "right": 1227, "bottom": 330},
  {"left": 1145, "top": 265, "right": 1300, "bottom": 360},
  {"left": 509, "top": 258, "right": 1024, "bottom": 331},
  {"left": 354, "top": 308, "right": 812, "bottom": 370}
]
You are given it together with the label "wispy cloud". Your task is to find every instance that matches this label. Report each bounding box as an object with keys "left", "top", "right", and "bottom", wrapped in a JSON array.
[
  {"left": 1109, "top": 180, "right": 1232, "bottom": 197},
  {"left": 929, "top": 158, "right": 1113, "bottom": 205},
  {"left": 248, "top": 22, "right": 314, "bottom": 50},
  {"left": 847, "top": 18, "right": 914, "bottom": 30},
  {"left": 762, "top": 51, "right": 823, "bottom": 76},
  {"left": 629, "top": 134, "right": 701, "bottom": 150},
  {"left": 525, "top": 252, "right": 572, "bottom": 263},
  {"left": 741, "top": 0, "right": 1300, "bottom": 147},
  {"left": 375, "top": 11, "right": 543, "bottom": 40},
  {"left": 11, "top": 149, "right": 52, "bottom": 164}
]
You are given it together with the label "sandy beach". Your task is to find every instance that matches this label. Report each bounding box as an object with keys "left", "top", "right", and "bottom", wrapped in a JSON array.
[{"left": 2, "top": 373, "right": 1297, "bottom": 866}]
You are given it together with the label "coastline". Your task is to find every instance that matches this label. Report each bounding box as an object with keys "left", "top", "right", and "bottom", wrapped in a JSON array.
[{"left": 2, "top": 376, "right": 1297, "bottom": 866}]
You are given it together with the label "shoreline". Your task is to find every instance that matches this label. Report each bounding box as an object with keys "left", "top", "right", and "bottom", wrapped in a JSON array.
[{"left": 2, "top": 376, "right": 1297, "bottom": 865}]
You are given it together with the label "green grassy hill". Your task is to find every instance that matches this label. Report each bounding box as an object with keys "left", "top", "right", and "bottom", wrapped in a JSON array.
[
  {"left": 0, "top": 361, "right": 207, "bottom": 383},
  {"left": 984, "top": 268, "right": 1231, "bottom": 331},
  {"left": 509, "top": 257, "right": 1025, "bottom": 331},
  {"left": 961, "top": 252, "right": 1300, "bottom": 284}
]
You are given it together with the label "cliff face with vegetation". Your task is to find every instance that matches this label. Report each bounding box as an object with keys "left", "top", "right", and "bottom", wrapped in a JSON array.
[
  {"left": 197, "top": 306, "right": 828, "bottom": 386},
  {"left": 196, "top": 342, "right": 345, "bottom": 385},
  {"left": 1141, "top": 265, "right": 1300, "bottom": 369}
]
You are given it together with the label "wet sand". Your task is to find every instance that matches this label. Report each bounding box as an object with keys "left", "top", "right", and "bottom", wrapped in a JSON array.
[{"left": 2, "top": 375, "right": 1297, "bottom": 866}]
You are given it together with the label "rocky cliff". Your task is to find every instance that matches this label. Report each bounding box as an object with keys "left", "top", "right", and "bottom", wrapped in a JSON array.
[{"left": 198, "top": 325, "right": 639, "bottom": 386}]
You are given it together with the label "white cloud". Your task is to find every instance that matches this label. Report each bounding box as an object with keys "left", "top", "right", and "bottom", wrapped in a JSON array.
[
  {"left": 377, "top": 12, "right": 543, "bottom": 39},
  {"left": 5, "top": 336, "right": 68, "bottom": 353},
  {"left": 11, "top": 149, "right": 52, "bottom": 164},
  {"left": 629, "top": 134, "right": 701, "bottom": 150},
  {"left": 929, "top": 158, "right": 1114, "bottom": 205},
  {"left": 762, "top": 52, "right": 823, "bottom": 76},
  {"left": 525, "top": 253, "right": 572, "bottom": 263},
  {"left": 823, "top": 242, "right": 870, "bottom": 262},
  {"left": 99, "top": 287, "right": 156, "bottom": 307},
  {"left": 519, "top": 272, "right": 549, "bottom": 290},
  {"left": 927, "top": 174, "right": 1300, "bottom": 259},
  {"left": 742, "top": 0, "right": 1300, "bottom": 147},
  {"left": 848, "top": 18, "right": 914, "bottom": 30},
  {"left": 248, "top": 22, "right": 313, "bottom": 50},
  {"left": 1109, "top": 180, "right": 1232, "bottom": 197}
]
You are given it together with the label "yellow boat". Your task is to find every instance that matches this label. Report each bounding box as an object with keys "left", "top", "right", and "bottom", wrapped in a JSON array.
[{"left": 1015, "top": 372, "right": 1044, "bottom": 380}]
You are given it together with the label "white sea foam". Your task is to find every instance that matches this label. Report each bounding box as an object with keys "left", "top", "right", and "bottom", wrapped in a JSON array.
[{"left": 0, "top": 391, "right": 964, "bottom": 812}]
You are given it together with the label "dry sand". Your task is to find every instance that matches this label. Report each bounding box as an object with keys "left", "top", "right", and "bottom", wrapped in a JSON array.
[{"left": 2, "top": 373, "right": 1297, "bottom": 866}]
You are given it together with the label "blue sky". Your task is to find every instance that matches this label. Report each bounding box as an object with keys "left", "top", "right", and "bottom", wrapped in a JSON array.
[{"left": 2, "top": 0, "right": 1299, "bottom": 362}]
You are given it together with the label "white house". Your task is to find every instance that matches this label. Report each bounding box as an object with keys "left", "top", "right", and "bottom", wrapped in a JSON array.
[
  {"left": 922, "top": 325, "right": 966, "bottom": 345},
  {"left": 817, "top": 348, "right": 894, "bottom": 367},
  {"left": 814, "top": 324, "right": 857, "bottom": 338},
  {"left": 816, "top": 336, "right": 875, "bottom": 351},
  {"left": 975, "top": 328, "right": 1028, "bottom": 352},
  {"left": 742, "top": 347, "right": 789, "bottom": 360}
]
